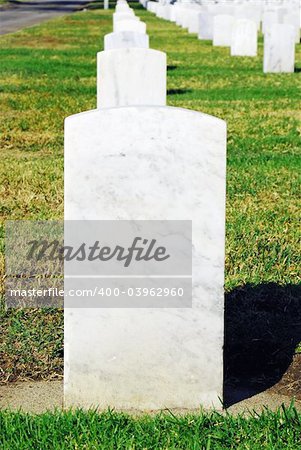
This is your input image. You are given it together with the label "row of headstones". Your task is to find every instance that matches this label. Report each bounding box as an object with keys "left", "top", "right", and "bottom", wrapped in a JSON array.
[
  {"left": 64, "top": 1, "right": 227, "bottom": 410},
  {"left": 143, "top": 0, "right": 300, "bottom": 73},
  {"left": 98, "top": 0, "right": 167, "bottom": 107}
]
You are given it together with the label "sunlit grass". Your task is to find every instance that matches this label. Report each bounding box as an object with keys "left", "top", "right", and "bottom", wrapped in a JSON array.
[
  {"left": 0, "top": 3, "right": 300, "bottom": 382},
  {"left": 1, "top": 405, "right": 301, "bottom": 449}
]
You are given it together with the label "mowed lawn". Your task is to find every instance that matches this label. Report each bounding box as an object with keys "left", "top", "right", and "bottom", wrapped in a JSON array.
[
  {"left": 0, "top": 1, "right": 301, "bottom": 440},
  {"left": 1, "top": 405, "right": 301, "bottom": 450}
]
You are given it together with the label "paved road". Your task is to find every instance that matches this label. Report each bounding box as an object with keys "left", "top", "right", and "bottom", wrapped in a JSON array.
[{"left": 0, "top": 0, "right": 91, "bottom": 35}]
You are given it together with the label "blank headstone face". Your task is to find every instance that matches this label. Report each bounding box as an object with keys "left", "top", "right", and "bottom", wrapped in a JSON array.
[
  {"left": 182, "top": 9, "right": 201, "bottom": 30},
  {"left": 283, "top": 9, "right": 301, "bottom": 43},
  {"left": 113, "top": 11, "right": 135, "bottom": 20},
  {"left": 208, "top": 4, "right": 234, "bottom": 16},
  {"left": 156, "top": 5, "right": 164, "bottom": 19},
  {"left": 231, "top": 19, "right": 258, "bottom": 57},
  {"left": 262, "top": 9, "right": 280, "bottom": 34},
  {"left": 175, "top": 6, "right": 187, "bottom": 26},
  {"left": 170, "top": 5, "right": 176, "bottom": 22},
  {"left": 114, "top": 19, "right": 147, "bottom": 33},
  {"left": 115, "top": 3, "right": 131, "bottom": 12},
  {"left": 64, "top": 106, "right": 226, "bottom": 411},
  {"left": 104, "top": 31, "right": 149, "bottom": 50},
  {"left": 147, "top": 1, "right": 158, "bottom": 14},
  {"left": 263, "top": 23, "right": 295, "bottom": 73},
  {"left": 97, "top": 48, "right": 166, "bottom": 108},
  {"left": 113, "top": 12, "right": 138, "bottom": 29},
  {"left": 213, "top": 15, "right": 235, "bottom": 47},
  {"left": 157, "top": 5, "right": 171, "bottom": 21},
  {"left": 234, "top": 5, "right": 261, "bottom": 30},
  {"left": 181, "top": 10, "right": 191, "bottom": 29},
  {"left": 198, "top": 12, "right": 213, "bottom": 40},
  {"left": 188, "top": 11, "right": 202, "bottom": 34}
]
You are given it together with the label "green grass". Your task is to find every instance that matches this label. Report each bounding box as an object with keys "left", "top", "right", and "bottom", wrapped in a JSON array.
[
  {"left": 0, "top": 3, "right": 300, "bottom": 386},
  {"left": 1, "top": 405, "right": 301, "bottom": 449}
]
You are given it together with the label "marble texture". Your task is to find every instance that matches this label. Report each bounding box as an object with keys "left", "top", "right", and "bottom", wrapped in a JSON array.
[
  {"left": 114, "top": 19, "right": 146, "bottom": 34},
  {"left": 198, "top": 12, "right": 213, "bottom": 40},
  {"left": 97, "top": 48, "right": 166, "bottom": 108},
  {"left": 231, "top": 19, "right": 257, "bottom": 56},
  {"left": 263, "top": 23, "right": 295, "bottom": 73},
  {"left": 213, "top": 14, "right": 235, "bottom": 47},
  {"left": 104, "top": 31, "right": 149, "bottom": 50},
  {"left": 64, "top": 106, "right": 226, "bottom": 411}
]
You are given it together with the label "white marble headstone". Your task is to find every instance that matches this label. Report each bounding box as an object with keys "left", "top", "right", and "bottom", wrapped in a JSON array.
[
  {"left": 262, "top": 9, "right": 280, "bottom": 34},
  {"left": 113, "top": 12, "right": 138, "bottom": 29},
  {"left": 234, "top": 5, "right": 261, "bottom": 30},
  {"left": 113, "top": 11, "right": 135, "bottom": 20},
  {"left": 115, "top": 3, "right": 130, "bottom": 12},
  {"left": 114, "top": 19, "right": 147, "bottom": 33},
  {"left": 104, "top": 31, "right": 149, "bottom": 50},
  {"left": 64, "top": 106, "right": 226, "bottom": 411},
  {"left": 188, "top": 11, "right": 202, "bottom": 34},
  {"left": 231, "top": 19, "right": 257, "bottom": 56},
  {"left": 198, "top": 12, "right": 213, "bottom": 40},
  {"left": 213, "top": 14, "right": 235, "bottom": 47},
  {"left": 283, "top": 8, "right": 301, "bottom": 43},
  {"left": 97, "top": 48, "right": 166, "bottom": 108},
  {"left": 263, "top": 23, "right": 295, "bottom": 73}
]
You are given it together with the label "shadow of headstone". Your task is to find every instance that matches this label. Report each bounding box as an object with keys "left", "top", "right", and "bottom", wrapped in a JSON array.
[{"left": 224, "top": 283, "right": 301, "bottom": 407}]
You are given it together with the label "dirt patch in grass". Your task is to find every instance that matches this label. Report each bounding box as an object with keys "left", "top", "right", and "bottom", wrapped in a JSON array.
[{"left": 272, "top": 355, "right": 301, "bottom": 399}]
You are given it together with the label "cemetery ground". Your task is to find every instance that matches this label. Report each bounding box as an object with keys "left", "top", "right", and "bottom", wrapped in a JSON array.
[{"left": 0, "top": 1, "right": 300, "bottom": 446}]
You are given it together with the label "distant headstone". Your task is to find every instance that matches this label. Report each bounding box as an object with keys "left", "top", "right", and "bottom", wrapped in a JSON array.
[
  {"left": 113, "top": 10, "right": 135, "bottom": 20},
  {"left": 262, "top": 9, "right": 280, "bottom": 34},
  {"left": 147, "top": 1, "right": 158, "bottom": 14},
  {"left": 116, "top": 3, "right": 130, "bottom": 12},
  {"left": 104, "top": 0, "right": 109, "bottom": 10},
  {"left": 282, "top": 8, "right": 301, "bottom": 43},
  {"left": 198, "top": 12, "right": 213, "bottom": 40},
  {"left": 263, "top": 23, "right": 295, "bottom": 73},
  {"left": 169, "top": 5, "right": 176, "bottom": 22},
  {"left": 213, "top": 14, "right": 235, "bottom": 47},
  {"left": 113, "top": 12, "right": 138, "bottom": 29},
  {"left": 188, "top": 11, "right": 202, "bottom": 34},
  {"left": 157, "top": 5, "right": 171, "bottom": 21},
  {"left": 231, "top": 19, "right": 257, "bottom": 57},
  {"left": 97, "top": 48, "right": 166, "bottom": 108},
  {"left": 104, "top": 31, "right": 149, "bottom": 50},
  {"left": 114, "top": 19, "right": 147, "bottom": 33},
  {"left": 234, "top": 5, "right": 261, "bottom": 30}
]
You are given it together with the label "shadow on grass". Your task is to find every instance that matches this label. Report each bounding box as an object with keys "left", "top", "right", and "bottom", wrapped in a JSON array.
[
  {"left": 167, "top": 88, "right": 192, "bottom": 96},
  {"left": 167, "top": 65, "right": 178, "bottom": 71},
  {"left": 224, "top": 283, "right": 301, "bottom": 407},
  {"left": 294, "top": 66, "right": 301, "bottom": 73}
]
